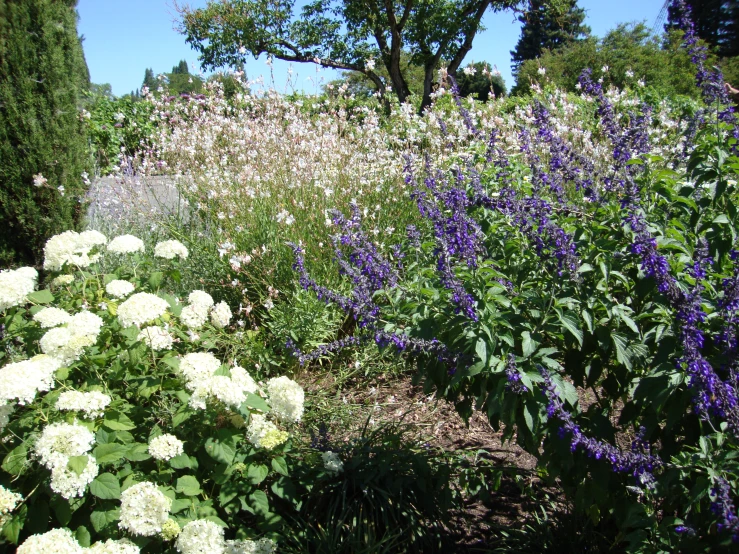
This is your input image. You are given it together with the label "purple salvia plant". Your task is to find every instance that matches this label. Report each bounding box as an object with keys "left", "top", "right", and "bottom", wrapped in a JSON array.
[{"left": 710, "top": 478, "right": 739, "bottom": 543}]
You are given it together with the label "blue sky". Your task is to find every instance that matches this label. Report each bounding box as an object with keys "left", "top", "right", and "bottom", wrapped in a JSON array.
[{"left": 78, "top": 0, "right": 669, "bottom": 97}]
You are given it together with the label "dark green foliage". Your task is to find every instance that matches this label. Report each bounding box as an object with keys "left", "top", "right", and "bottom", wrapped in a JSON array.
[
  {"left": 514, "top": 23, "right": 702, "bottom": 97},
  {"left": 511, "top": 0, "right": 590, "bottom": 76},
  {"left": 456, "top": 61, "right": 507, "bottom": 101},
  {"left": 171, "top": 59, "right": 190, "bottom": 75},
  {"left": 0, "top": 0, "right": 91, "bottom": 266},
  {"left": 142, "top": 67, "right": 157, "bottom": 91},
  {"left": 667, "top": 0, "right": 739, "bottom": 57}
]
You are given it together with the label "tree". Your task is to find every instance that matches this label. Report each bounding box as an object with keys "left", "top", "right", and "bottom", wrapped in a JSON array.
[
  {"left": 513, "top": 22, "right": 703, "bottom": 98},
  {"left": 667, "top": 0, "right": 738, "bottom": 58},
  {"left": 511, "top": 0, "right": 589, "bottom": 76},
  {"left": 0, "top": 0, "right": 91, "bottom": 266},
  {"left": 456, "top": 61, "right": 506, "bottom": 100},
  {"left": 176, "top": 0, "right": 521, "bottom": 113},
  {"left": 142, "top": 67, "right": 157, "bottom": 91},
  {"left": 172, "top": 59, "right": 190, "bottom": 75}
]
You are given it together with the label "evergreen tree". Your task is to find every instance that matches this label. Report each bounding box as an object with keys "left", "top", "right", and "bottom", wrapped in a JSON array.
[
  {"left": 511, "top": 0, "right": 590, "bottom": 76},
  {"left": 456, "top": 61, "right": 507, "bottom": 101},
  {"left": 171, "top": 59, "right": 189, "bottom": 75},
  {"left": 0, "top": 0, "right": 91, "bottom": 266},
  {"left": 667, "top": 1, "right": 738, "bottom": 57},
  {"left": 142, "top": 67, "right": 157, "bottom": 91}
]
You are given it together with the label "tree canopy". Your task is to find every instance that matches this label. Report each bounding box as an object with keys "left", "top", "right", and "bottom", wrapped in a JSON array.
[
  {"left": 510, "top": 0, "right": 589, "bottom": 75},
  {"left": 176, "top": 0, "right": 521, "bottom": 112},
  {"left": 667, "top": 0, "right": 739, "bottom": 58}
]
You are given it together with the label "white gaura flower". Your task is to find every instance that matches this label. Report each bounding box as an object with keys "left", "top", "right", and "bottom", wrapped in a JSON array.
[
  {"left": 266, "top": 376, "right": 304, "bottom": 423},
  {"left": 148, "top": 434, "right": 184, "bottom": 461},
  {"left": 17, "top": 527, "right": 84, "bottom": 554},
  {"left": 107, "top": 234, "right": 145, "bottom": 254},
  {"left": 33, "top": 307, "right": 72, "bottom": 328},
  {"left": 119, "top": 481, "right": 172, "bottom": 536},
  {"left": 176, "top": 519, "right": 226, "bottom": 554},
  {"left": 154, "top": 240, "right": 189, "bottom": 260},
  {"left": 210, "top": 301, "right": 232, "bottom": 328},
  {"left": 0, "top": 266, "right": 37, "bottom": 311},
  {"left": 106, "top": 279, "right": 135, "bottom": 299},
  {"left": 56, "top": 390, "right": 111, "bottom": 419},
  {"left": 118, "top": 292, "right": 169, "bottom": 327}
]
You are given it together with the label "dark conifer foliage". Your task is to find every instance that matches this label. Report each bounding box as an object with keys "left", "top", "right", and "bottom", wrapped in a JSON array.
[
  {"left": 511, "top": 0, "right": 590, "bottom": 75},
  {"left": 0, "top": 0, "right": 91, "bottom": 266},
  {"left": 667, "top": 0, "right": 739, "bottom": 57}
]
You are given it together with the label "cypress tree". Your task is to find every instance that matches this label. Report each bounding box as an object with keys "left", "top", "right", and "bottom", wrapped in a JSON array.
[
  {"left": 0, "top": 0, "right": 91, "bottom": 266},
  {"left": 511, "top": 0, "right": 590, "bottom": 76}
]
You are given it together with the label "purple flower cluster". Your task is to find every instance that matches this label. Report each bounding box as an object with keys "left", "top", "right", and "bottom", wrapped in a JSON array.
[
  {"left": 539, "top": 366, "right": 661, "bottom": 484},
  {"left": 710, "top": 478, "right": 739, "bottom": 543},
  {"left": 504, "top": 354, "right": 528, "bottom": 394}
]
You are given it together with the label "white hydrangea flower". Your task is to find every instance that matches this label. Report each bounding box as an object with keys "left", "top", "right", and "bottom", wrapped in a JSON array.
[
  {"left": 210, "top": 301, "right": 232, "bottom": 328},
  {"left": 208, "top": 375, "right": 246, "bottom": 408},
  {"left": 0, "top": 354, "right": 61, "bottom": 405},
  {"left": 188, "top": 290, "right": 214, "bottom": 310},
  {"left": 0, "top": 485, "right": 23, "bottom": 527},
  {"left": 52, "top": 274, "right": 75, "bottom": 286},
  {"left": 266, "top": 376, "right": 304, "bottom": 423},
  {"left": 35, "top": 421, "right": 95, "bottom": 468},
  {"left": 107, "top": 234, "right": 145, "bottom": 254},
  {"left": 69, "top": 311, "right": 104, "bottom": 337},
  {"left": 0, "top": 403, "right": 14, "bottom": 431},
  {"left": 225, "top": 538, "right": 276, "bottom": 554},
  {"left": 17, "top": 527, "right": 84, "bottom": 554},
  {"left": 44, "top": 230, "right": 100, "bottom": 271},
  {"left": 322, "top": 450, "right": 344, "bottom": 473},
  {"left": 119, "top": 481, "right": 172, "bottom": 536},
  {"left": 154, "top": 240, "right": 189, "bottom": 260},
  {"left": 175, "top": 519, "right": 226, "bottom": 554},
  {"left": 140, "top": 325, "right": 174, "bottom": 351},
  {"left": 179, "top": 304, "right": 209, "bottom": 329},
  {"left": 39, "top": 326, "right": 95, "bottom": 365},
  {"left": 118, "top": 292, "right": 169, "bottom": 327},
  {"left": 56, "top": 390, "right": 111, "bottom": 419},
  {"left": 33, "top": 307, "right": 72, "bottom": 328},
  {"left": 148, "top": 434, "right": 184, "bottom": 461},
  {"left": 49, "top": 453, "right": 99, "bottom": 499},
  {"left": 0, "top": 266, "right": 37, "bottom": 311},
  {"left": 106, "top": 280, "right": 135, "bottom": 299},
  {"left": 230, "top": 365, "right": 259, "bottom": 395},
  {"left": 246, "top": 414, "right": 288, "bottom": 450},
  {"left": 78, "top": 230, "right": 108, "bottom": 249},
  {"left": 179, "top": 352, "right": 222, "bottom": 390},
  {"left": 88, "top": 538, "right": 141, "bottom": 554}
]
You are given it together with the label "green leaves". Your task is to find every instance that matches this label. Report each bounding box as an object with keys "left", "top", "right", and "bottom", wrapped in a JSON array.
[
  {"left": 204, "top": 430, "right": 241, "bottom": 465},
  {"left": 176, "top": 475, "right": 202, "bottom": 497},
  {"left": 27, "top": 289, "right": 54, "bottom": 304},
  {"left": 89, "top": 473, "right": 121, "bottom": 500},
  {"left": 93, "top": 443, "right": 127, "bottom": 464},
  {"left": 2, "top": 444, "right": 27, "bottom": 476}
]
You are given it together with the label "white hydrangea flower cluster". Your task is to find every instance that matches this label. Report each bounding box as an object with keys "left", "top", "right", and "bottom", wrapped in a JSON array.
[
  {"left": 39, "top": 311, "right": 104, "bottom": 364},
  {"left": 118, "top": 481, "right": 172, "bottom": 536},
  {"left": 179, "top": 354, "right": 259, "bottom": 410},
  {"left": 210, "top": 301, "right": 232, "bottom": 328},
  {"left": 34, "top": 421, "right": 98, "bottom": 499},
  {"left": 175, "top": 519, "right": 225, "bottom": 554},
  {"left": 179, "top": 290, "right": 214, "bottom": 329},
  {"left": 117, "top": 292, "right": 170, "bottom": 327},
  {"left": 105, "top": 279, "right": 135, "bottom": 299},
  {"left": 148, "top": 433, "right": 184, "bottom": 461},
  {"left": 17, "top": 527, "right": 84, "bottom": 554},
  {"left": 52, "top": 274, "right": 75, "bottom": 286},
  {"left": 43, "top": 230, "right": 107, "bottom": 271},
  {"left": 0, "top": 266, "right": 37, "bottom": 311},
  {"left": 33, "top": 306, "right": 72, "bottom": 328},
  {"left": 140, "top": 325, "right": 174, "bottom": 351},
  {"left": 266, "top": 376, "right": 304, "bottom": 423},
  {"left": 0, "top": 485, "right": 22, "bottom": 527},
  {"left": 225, "top": 538, "right": 276, "bottom": 554},
  {"left": 154, "top": 239, "right": 189, "bottom": 260},
  {"left": 0, "top": 354, "right": 60, "bottom": 405},
  {"left": 56, "top": 390, "right": 111, "bottom": 419},
  {"left": 322, "top": 450, "right": 344, "bottom": 473},
  {"left": 107, "top": 234, "right": 145, "bottom": 254},
  {"left": 88, "top": 538, "right": 141, "bottom": 554},
  {"left": 246, "top": 414, "right": 289, "bottom": 450}
]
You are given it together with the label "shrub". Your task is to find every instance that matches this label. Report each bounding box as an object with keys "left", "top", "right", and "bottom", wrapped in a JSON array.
[{"left": 0, "top": 0, "right": 91, "bottom": 266}]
